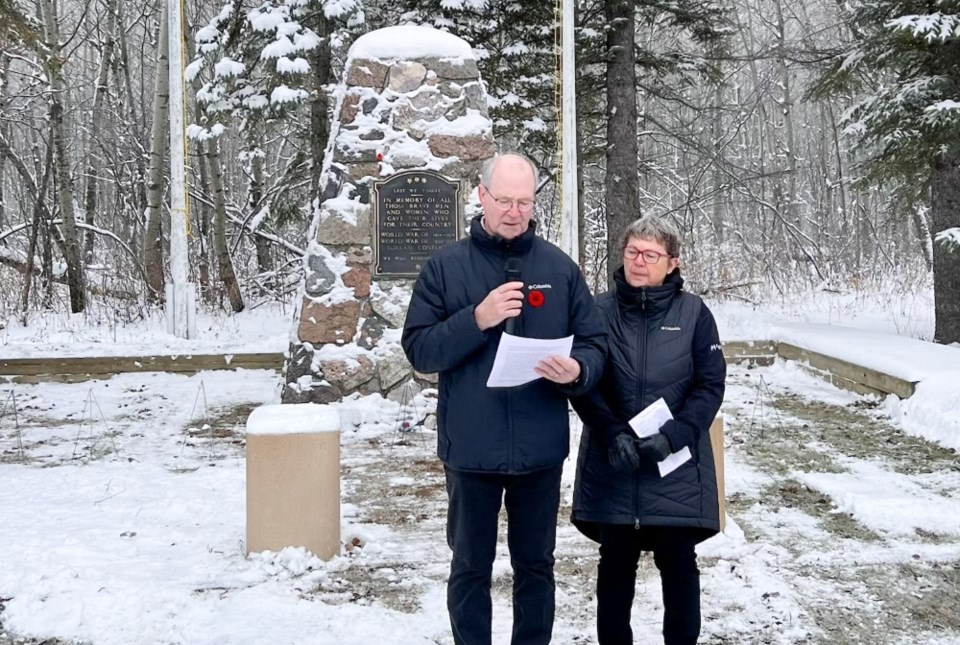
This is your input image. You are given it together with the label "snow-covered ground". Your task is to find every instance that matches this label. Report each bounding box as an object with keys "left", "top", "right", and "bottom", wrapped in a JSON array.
[{"left": 1, "top": 286, "right": 958, "bottom": 644}]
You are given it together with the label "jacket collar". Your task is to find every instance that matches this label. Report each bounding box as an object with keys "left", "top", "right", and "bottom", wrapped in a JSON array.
[
  {"left": 613, "top": 266, "right": 684, "bottom": 313},
  {"left": 469, "top": 215, "right": 537, "bottom": 255}
]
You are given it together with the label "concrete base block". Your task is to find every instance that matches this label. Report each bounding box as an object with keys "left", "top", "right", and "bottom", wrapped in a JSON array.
[
  {"left": 246, "top": 404, "right": 341, "bottom": 560},
  {"left": 710, "top": 415, "right": 726, "bottom": 532}
]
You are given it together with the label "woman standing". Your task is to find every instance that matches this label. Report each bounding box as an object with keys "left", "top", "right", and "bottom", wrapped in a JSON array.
[{"left": 571, "top": 215, "right": 727, "bottom": 644}]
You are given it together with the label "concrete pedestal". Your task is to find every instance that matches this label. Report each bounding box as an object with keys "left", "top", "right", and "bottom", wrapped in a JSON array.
[
  {"left": 710, "top": 415, "right": 726, "bottom": 531},
  {"left": 245, "top": 403, "right": 340, "bottom": 560}
]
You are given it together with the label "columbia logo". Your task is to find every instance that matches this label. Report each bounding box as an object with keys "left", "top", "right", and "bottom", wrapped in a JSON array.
[{"left": 661, "top": 326, "right": 681, "bottom": 331}]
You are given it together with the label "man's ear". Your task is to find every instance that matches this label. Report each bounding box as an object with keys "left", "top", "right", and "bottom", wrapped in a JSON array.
[{"left": 670, "top": 257, "right": 681, "bottom": 272}]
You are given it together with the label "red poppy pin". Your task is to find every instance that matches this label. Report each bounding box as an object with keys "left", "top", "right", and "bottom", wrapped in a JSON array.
[{"left": 528, "top": 290, "right": 545, "bottom": 308}]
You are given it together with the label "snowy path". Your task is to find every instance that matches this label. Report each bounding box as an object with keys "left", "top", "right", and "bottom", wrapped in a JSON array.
[{"left": 0, "top": 362, "right": 957, "bottom": 644}]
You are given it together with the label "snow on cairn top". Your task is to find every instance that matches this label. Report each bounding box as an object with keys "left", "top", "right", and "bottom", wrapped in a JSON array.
[{"left": 348, "top": 25, "right": 474, "bottom": 61}]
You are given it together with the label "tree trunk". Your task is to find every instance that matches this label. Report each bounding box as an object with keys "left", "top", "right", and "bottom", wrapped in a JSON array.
[
  {"left": 249, "top": 150, "right": 273, "bottom": 274},
  {"left": 931, "top": 153, "right": 960, "bottom": 344},
  {"left": 710, "top": 81, "right": 726, "bottom": 246},
  {"left": 253, "top": 230, "right": 271, "bottom": 275},
  {"left": 604, "top": 0, "right": 638, "bottom": 289},
  {"left": 913, "top": 204, "right": 934, "bottom": 271},
  {"left": 577, "top": 138, "right": 587, "bottom": 273},
  {"left": 20, "top": 144, "right": 54, "bottom": 321},
  {"left": 194, "top": 137, "right": 214, "bottom": 302},
  {"left": 206, "top": 135, "right": 245, "bottom": 312},
  {"left": 40, "top": 0, "right": 85, "bottom": 312},
  {"left": 144, "top": 4, "right": 170, "bottom": 303},
  {"left": 736, "top": 5, "right": 777, "bottom": 267},
  {"left": 827, "top": 103, "right": 850, "bottom": 247},
  {"left": 0, "top": 54, "right": 9, "bottom": 235},
  {"left": 245, "top": 128, "right": 272, "bottom": 274},
  {"left": 773, "top": 0, "right": 800, "bottom": 239},
  {"left": 82, "top": 0, "right": 119, "bottom": 263},
  {"left": 184, "top": 20, "right": 214, "bottom": 302},
  {"left": 114, "top": 0, "right": 148, "bottom": 222},
  {"left": 306, "top": 2, "right": 331, "bottom": 201}
]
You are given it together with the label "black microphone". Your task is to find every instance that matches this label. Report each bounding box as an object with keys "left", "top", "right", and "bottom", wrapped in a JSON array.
[{"left": 504, "top": 257, "right": 522, "bottom": 335}]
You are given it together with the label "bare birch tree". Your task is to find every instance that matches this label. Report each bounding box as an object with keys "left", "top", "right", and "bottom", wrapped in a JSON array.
[
  {"left": 205, "top": 134, "right": 244, "bottom": 312},
  {"left": 39, "top": 0, "right": 85, "bottom": 312},
  {"left": 82, "top": 0, "right": 120, "bottom": 262},
  {"left": 144, "top": 4, "right": 169, "bottom": 303},
  {"left": 0, "top": 53, "right": 10, "bottom": 235}
]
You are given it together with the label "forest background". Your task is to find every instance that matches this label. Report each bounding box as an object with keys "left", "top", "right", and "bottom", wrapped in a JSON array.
[{"left": 1, "top": 0, "right": 959, "bottom": 344}]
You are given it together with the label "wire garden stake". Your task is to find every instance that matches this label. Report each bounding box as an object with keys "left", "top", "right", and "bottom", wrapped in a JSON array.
[
  {"left": 0, "top": 388, "right": 23, "bottom": 461},
  {"left": 393, "top": 381, "right": 427, "bottom": 448},
  {"left": 183, "top": 380, "right": 217, "bottom": 460},
  {"left": 748, "top": 374, "right": 785, "bottom": 440},
  {"left": 72, "top": 388, "right": 120, "bottom": 461}
]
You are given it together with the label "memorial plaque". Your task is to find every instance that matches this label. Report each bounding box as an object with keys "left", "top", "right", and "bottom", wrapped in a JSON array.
[{"left": 372, "top": 169, "right": 463, "bottom": 277}]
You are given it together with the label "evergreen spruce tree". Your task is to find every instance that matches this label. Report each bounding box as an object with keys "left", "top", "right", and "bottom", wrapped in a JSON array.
[
  {"left": 190, "top": 0, "right": 364, "bottom": 204},
  {"left": 0, "top": 0, "right": 37, "bottom": 46},
  {"left": 193, "top": 2, "right": 317, "bottom": 123},
  {"left": 817, "top": 0, "right": 960, "bottom": 343},
  {"left": 187, "top": 1, "right": 363, "bottom": 302}
]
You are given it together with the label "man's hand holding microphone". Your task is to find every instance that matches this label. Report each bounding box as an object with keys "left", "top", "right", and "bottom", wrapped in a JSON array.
[
  {"left": 473, "top": 258, "right": 580, "bottom": 385},
  {"left": 474, "top": 280, "right": 525, "bottom": 331}
]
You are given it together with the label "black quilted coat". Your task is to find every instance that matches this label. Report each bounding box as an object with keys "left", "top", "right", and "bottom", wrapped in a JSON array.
[{"left": 571, "top": 268, "right": 726, "bottom": 541}]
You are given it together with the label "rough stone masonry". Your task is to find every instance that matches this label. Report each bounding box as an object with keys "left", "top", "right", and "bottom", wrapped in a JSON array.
[{"left": 282, "top": 26, "right": 496, "bottom": 405}]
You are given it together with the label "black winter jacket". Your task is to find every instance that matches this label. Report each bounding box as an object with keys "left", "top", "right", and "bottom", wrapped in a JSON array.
[
  {"left": 571, "top": 268, "right": 726, "bottom": 540},
  {"left": 402, "top": 216, "right": 607, "bottom": 474}
]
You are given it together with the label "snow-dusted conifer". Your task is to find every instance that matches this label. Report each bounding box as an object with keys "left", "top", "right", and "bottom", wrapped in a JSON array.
[
  {"left": 191, "top": 1, "right": 324, "bottom": 135},
  {"left": 822, "top": 1, "right": 960, "bottom": 192},
  {"left": 818, "top": 0, "right": 960, "bottom": 342},
  {"left": 0, "top": 0, "right": 38, "bottom": 46},
  {"left": 188, "top": 1, "right": 363, "bottom": 302}
]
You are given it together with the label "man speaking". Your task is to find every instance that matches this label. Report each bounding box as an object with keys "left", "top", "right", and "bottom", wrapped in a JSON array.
[{"left": 402, "top": 153, "right": 606, "bottom": 644}]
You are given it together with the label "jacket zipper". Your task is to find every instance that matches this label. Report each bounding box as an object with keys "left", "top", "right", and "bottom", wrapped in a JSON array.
[{"left": 634, "top": 290, "right": 648, "bottom": 527}]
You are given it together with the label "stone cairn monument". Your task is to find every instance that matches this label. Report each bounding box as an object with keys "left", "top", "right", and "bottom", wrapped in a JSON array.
[{"left": 281, "top": 25, "right": 496, "bottom": 404}]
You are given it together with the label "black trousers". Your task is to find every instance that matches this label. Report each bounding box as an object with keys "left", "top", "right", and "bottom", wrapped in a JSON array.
[
  {"left": 596, "top": 524, "right": 701, "bottom": 645},
  {"left": 444, "top": 465, "right": 563, "bottom": 645}
]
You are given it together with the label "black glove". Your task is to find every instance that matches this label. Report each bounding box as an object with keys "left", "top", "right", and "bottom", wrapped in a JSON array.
[
  {"left": 636, "top": 433, "right": 673, "bottom": 463},
  {"left": 608, "top": 432, "right": 641, "bottom": 472}
]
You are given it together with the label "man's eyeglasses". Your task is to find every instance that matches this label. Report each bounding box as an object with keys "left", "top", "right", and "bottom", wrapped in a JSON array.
[
  {"left": 623, "top": 247, "right": 672, "bottom": 263},
  {"left": 483, "top": 186, "right": 535, "bottom": 214}
]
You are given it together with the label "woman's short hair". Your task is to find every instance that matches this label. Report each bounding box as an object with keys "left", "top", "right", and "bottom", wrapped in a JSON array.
[{"left": 620, "top": 215, "right": 681, "bottom": 257}]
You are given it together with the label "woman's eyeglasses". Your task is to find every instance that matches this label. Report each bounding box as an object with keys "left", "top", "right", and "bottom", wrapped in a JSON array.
[{"left": 623, "top": 247, "right": 672, "bottom": 263}]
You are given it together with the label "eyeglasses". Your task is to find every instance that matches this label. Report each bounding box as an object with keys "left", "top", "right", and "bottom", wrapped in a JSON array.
[
  {"left": 623, "top": 247, "right": 672, "bottom": 263},
  {"left": 482, "top": 185, "right": 535, "bottom": 213}
]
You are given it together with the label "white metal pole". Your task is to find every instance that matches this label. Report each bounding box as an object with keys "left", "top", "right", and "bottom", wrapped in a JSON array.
[
  {"left": 166, "top": 0, "right": 196, "bottom": 338},
  {"left": 561, "top": 0, "right": 579, "bottom": 264}
]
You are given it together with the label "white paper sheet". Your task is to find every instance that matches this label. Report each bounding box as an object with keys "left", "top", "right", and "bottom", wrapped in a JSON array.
[
  {"left": 656, "top": 447, "right": 692, "bottom": 477},
  {"left": 485, "top": 333, "right": 574, "bottom": 388},
  {"left": 627, "top": 397, "right": 692, "bottom": 477},
  {"left": 628, "top": 397, "right": 674, "bottom": 438}
]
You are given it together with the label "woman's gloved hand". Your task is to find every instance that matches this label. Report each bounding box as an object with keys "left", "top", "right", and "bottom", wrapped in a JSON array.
[
  {"left": 636, "top": 433, "right": 672, "bottom": 463},
  {"left": 608, "top": 432, "right": 641, "bottom": 472}
]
